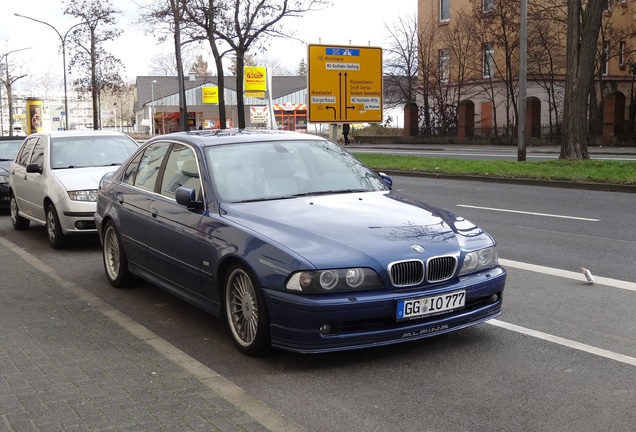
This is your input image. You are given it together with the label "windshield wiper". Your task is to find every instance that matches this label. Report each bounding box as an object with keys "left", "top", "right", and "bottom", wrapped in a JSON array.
[{"left": 293, "top": 189, "right": 370, "bottom": 197}]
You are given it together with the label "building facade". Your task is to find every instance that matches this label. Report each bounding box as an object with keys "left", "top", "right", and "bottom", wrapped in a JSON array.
[{"left": 418, "top": 0, "right": 636, "bottom": 137}]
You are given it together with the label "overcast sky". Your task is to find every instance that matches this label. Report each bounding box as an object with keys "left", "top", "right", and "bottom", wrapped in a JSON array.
[{"left": 1, "top": 0, "right": 416, "bottom": 84}]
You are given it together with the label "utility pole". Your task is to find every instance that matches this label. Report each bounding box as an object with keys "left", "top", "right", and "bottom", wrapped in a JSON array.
[{"left": 518, "top": 0, "right": 528, "bottom": 162}]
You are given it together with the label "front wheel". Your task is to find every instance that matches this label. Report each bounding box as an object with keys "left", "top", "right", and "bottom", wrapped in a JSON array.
[
  {"left": 46, "top": 204, "right": 67, "bottom": 249},
  {"left": 10, "top": 193, "right": 30, "bottom": 230},
  {"left": 102, "top": 221, "right": 132, "bottom": 288},
  {"left": 224, "top": 264, "right": 271, "bottom": 356}
]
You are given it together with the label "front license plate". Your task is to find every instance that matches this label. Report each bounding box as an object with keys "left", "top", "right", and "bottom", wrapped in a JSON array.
[{"left": 396, "top": 290, "right": 466, "bottom": 321}]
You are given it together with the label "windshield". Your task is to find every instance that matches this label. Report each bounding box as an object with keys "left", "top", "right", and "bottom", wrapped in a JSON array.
[
  {"left": 207, "top": 139, "right": 388, "bottom": 202},
  {"left": 0, "top": 140, "right": 23, "bottom": 161},
  {"left": 50, "top": 136, "right": 138, "bottom": 169}
]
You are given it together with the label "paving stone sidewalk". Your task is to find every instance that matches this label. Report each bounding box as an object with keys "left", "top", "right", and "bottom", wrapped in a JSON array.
[{"left": 0, "top": 238, "right": 289, "bottom": 432}]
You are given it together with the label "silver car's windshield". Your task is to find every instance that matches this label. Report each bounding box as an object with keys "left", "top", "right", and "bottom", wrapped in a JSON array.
[
  {"left": 207, "top": 140, "right": 388, "bottom": 202},
  {"left": 51, "top": 136, "right": 138, "bottom": 169}
]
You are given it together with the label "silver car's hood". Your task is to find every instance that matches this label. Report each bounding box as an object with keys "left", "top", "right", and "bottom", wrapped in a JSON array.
[
  {"left": 53, "top": 166, "right": 119, "bottom": 191},
  {"left": 221, "top": 191, "right": 493, "bottom": 268}
]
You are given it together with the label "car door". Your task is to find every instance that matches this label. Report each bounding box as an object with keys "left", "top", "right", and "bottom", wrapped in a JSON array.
[
  {"left": 12, "top": 136, "right": 46, "bottom": 222},
  {"left": 146, "top": 142, "right": 205, "bottom": 298},
  {"left": 116, "top": 142, "right": 170, "bottom": 271}
]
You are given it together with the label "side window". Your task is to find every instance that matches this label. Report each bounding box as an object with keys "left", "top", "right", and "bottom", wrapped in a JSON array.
[
  {"left": 122, "top": 151, "right": 143, "bottom": 185},
  {"left": 134, "top": 142, "right": 170, "bottom": 193},
  {"left": 29, "top": 138, "right": 45, "bottom": 167},
  {"left": 160, "top": 144, "right": 201, "bottom": 200},
  {"left": 16, "top": 138, "right": 37, "bottom": 166}
]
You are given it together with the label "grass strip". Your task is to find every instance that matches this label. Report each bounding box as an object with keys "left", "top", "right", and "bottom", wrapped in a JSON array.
[{"left": 355, "top": 154, "right": 636, "bottom": 185}]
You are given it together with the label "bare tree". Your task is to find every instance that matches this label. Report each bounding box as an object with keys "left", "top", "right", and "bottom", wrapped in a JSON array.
[
  {"left": 0, "top": 55, "right": 28, "bottom": 136},
  {"left": 149, "top": 47, "right": 199, "bottom": 76},
  {"left": 180, "top": 0, "right": 231, "bottom": 128},
  {"left": 561, "top": 0, "right": 604, "bottom": 159},
  {"left": 63, "top": 0, "right": 124, "bottom": 130},
  {"left": 190, "top": 54, "right": 213, "bottom": 76},
  {"left": 383, "top": 14, "right": 419, "bottom": 108},
  {"left": 214, "top": 0, "right": 329, "bottom": 128},
  {"left": 528, "top": 5, "right": 567, "bottom": 136},
  {"left": 469, "top": 0, "right": 522, "bottom": 137}
]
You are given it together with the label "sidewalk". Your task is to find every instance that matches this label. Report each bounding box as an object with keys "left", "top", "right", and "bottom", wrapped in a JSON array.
[
  {"left": 0, "top": 236, "right": 304, "bottom": 432},
  {"left": 348, "top": 142, "right": 636, "bottom": 156}
]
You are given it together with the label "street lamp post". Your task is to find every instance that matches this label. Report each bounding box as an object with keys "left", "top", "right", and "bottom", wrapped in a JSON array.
[
  {"left": 15, "top": 13, "right": 85, "bottom": 131},
  {"left": 150, "top": 80, "right": 157, "bottom": 135}
]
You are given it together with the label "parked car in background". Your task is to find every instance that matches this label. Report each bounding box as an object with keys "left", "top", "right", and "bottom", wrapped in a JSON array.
[
  {"left": 95, "top": 129, "right": 506, "bottom": 355},
  {"left": 0, "top": 137, "right": 24, "bottom": 209},
  {"left": 8, "top": 131, "right": 138, "bottom": 248}
]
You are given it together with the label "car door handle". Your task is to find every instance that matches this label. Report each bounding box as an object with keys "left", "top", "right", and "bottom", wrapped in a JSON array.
[{"left": 150, "top": 208, "right": 158, "bottom": 218}]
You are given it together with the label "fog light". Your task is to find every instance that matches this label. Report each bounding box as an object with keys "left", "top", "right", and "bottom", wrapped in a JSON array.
[
  {"left": 76, "top": 221, "right": 86, "bottom": 229},
  {"left": 319, "top": 324, "right": 331, "bottom": 334},
  {"left": 489, "top": 293, "right": 499, "bottom": 303}
]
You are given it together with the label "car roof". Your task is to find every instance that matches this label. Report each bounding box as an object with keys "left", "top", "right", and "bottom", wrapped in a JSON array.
[
  {"left": 151, "top": 129, "right": 326, "bottom": 148},
  {"left": 32, "top": 130, "right": 133, "bottom": 139}
]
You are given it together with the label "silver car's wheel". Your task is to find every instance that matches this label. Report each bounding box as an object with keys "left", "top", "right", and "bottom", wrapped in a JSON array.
[
  {"left": 103, "top": 222, "right": 131, "bottom": 287},
  {"left": 9, "top": 194, "right": 30, "bottom": 230},
  {"left": 224, "top": 264, "right": 270, "bottom": 355},
  {"left": 46, "top": 204, "right": 67, "bottom": 249}
]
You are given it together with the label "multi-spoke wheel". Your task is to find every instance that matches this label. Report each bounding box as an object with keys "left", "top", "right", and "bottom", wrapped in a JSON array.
[
  {"left": 102, "top": 221, "right": 132, "bottom": 287},
  {"left": 9, "top": 193, "right": 30, "bottom": 230},
  {"left": 224, "top": 264, "right": 270, "bottom": 356},
  {"left": 46, "top": 203, "right": 67, "bottom": 249}
]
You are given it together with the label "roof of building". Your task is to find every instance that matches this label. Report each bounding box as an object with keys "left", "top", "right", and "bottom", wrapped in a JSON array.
[{"left": 134, "top": 75, "right": 308, "bottom": 112}]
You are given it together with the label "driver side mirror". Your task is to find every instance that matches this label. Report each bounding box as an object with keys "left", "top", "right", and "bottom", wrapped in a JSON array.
[
  {"left": 26, "top": 163, "right": 43, "bottom": 174},
  {"left": 175, "top": 186, "right": 201, "bottom": 210}
]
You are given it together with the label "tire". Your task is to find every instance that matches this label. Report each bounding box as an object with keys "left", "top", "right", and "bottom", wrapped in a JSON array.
[
  {"left": 46, "top": 204, "right": 68, "bottom": 249},
  {"left": 10, "top": 193, "right": 30, "bottom": 230},
  {"left": 102, "top": 221, "right": 132, "bottom": 288},
  {"left": 224, "top": 264, "right": 271, "bottom": 356}
]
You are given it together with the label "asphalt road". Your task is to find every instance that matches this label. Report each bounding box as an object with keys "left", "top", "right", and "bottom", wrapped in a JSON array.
[{"left": 1, "top": 176, "right": 634, "bottom": 432}]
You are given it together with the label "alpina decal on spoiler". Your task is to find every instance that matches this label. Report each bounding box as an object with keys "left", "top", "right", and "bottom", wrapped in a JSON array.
[{"left": 402, "top": 325, "right": 449, "bottom": 338}]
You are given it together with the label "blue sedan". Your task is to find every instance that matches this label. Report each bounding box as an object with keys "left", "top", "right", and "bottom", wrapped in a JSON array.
[{"left": 95, "top": 130, "right": 506, "bottom": 355}]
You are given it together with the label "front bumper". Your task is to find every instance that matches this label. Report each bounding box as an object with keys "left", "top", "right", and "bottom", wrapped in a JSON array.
[{"left": 264, "top": 266, "right": 506, "bottom": 353}]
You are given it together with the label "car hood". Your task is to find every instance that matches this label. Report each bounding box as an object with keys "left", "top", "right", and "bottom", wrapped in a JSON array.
[
  {"left": 53, "top": 166, "right": 119, "bottom": 191},
  {"left": 221, "top": 191, "right": 494, "bottom": 269}
]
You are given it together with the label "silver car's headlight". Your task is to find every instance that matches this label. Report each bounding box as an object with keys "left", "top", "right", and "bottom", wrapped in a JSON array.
[
  {"left": 68, "top": 190, "right": 98, "bottom": 202},
  {"left": 0, "top": 174, "right": 8, "bottom": 184},
  {"left": 459, "top": 246, "right": 498, "bottom": 276},
  {"left": 286, "top": 268, "right": 383, "bottom": 293}
]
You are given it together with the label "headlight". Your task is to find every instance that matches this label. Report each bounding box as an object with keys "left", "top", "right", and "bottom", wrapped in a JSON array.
[
  {"left": 459, "top": 246, "right": 498, "bottom": 276},
  {"left": 68, "top": 190, "right": 98, "bottom": 202},
  {"left": 0, "top": 174, "right": 8, "bottom": 184},
  {"left": 286, "top": 268, "right": 383, "bottom": 293}
]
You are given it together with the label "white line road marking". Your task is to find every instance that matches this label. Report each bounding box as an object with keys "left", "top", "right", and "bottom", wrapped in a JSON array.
[
  {"left": 457, "top": 204, "right": 600, "bottom": 221},
  {"left": 488, "top": 319, "right": 636, "bottom": 367},
  {"left": 500, "top": 258, "right": 636, "bottom": 292}
]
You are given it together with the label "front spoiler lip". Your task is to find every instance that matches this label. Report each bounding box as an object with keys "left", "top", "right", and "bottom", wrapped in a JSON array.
[{"left": 271, "top": 306, "right": 502, "bottom": 354}]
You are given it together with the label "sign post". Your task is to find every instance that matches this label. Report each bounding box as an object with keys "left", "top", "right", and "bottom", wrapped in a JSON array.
[{"left": 307, "top": 44, "right": 383, "bottom": 125}]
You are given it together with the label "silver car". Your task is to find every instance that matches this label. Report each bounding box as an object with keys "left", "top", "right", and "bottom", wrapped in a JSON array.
[{"left": 8, "top": 130, "right": 138, "bottom": 248}]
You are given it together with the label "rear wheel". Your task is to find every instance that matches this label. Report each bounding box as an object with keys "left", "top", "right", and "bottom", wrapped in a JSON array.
[
  {"left": 46, "top": 204, "right": 67, "bottom": 249},
  {"left": 10, "top": 193, "right": 30, "bottom": 230},
  {"left": 102, "top": 221, "right": 132, "bottom": 287},
  {"left": 224, "top": 264, "right": 271, "bottom": 356}
]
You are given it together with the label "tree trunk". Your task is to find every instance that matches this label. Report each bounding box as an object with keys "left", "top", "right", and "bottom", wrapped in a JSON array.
[
  {"left": 208, "top": 37, "right": 227, "bottom": 129},
  {"left": 560, "top": 0, "right": 604, "bottom": 160},
  {"left": 235, "top": 51, "right": 246, "bottom": 129}
]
